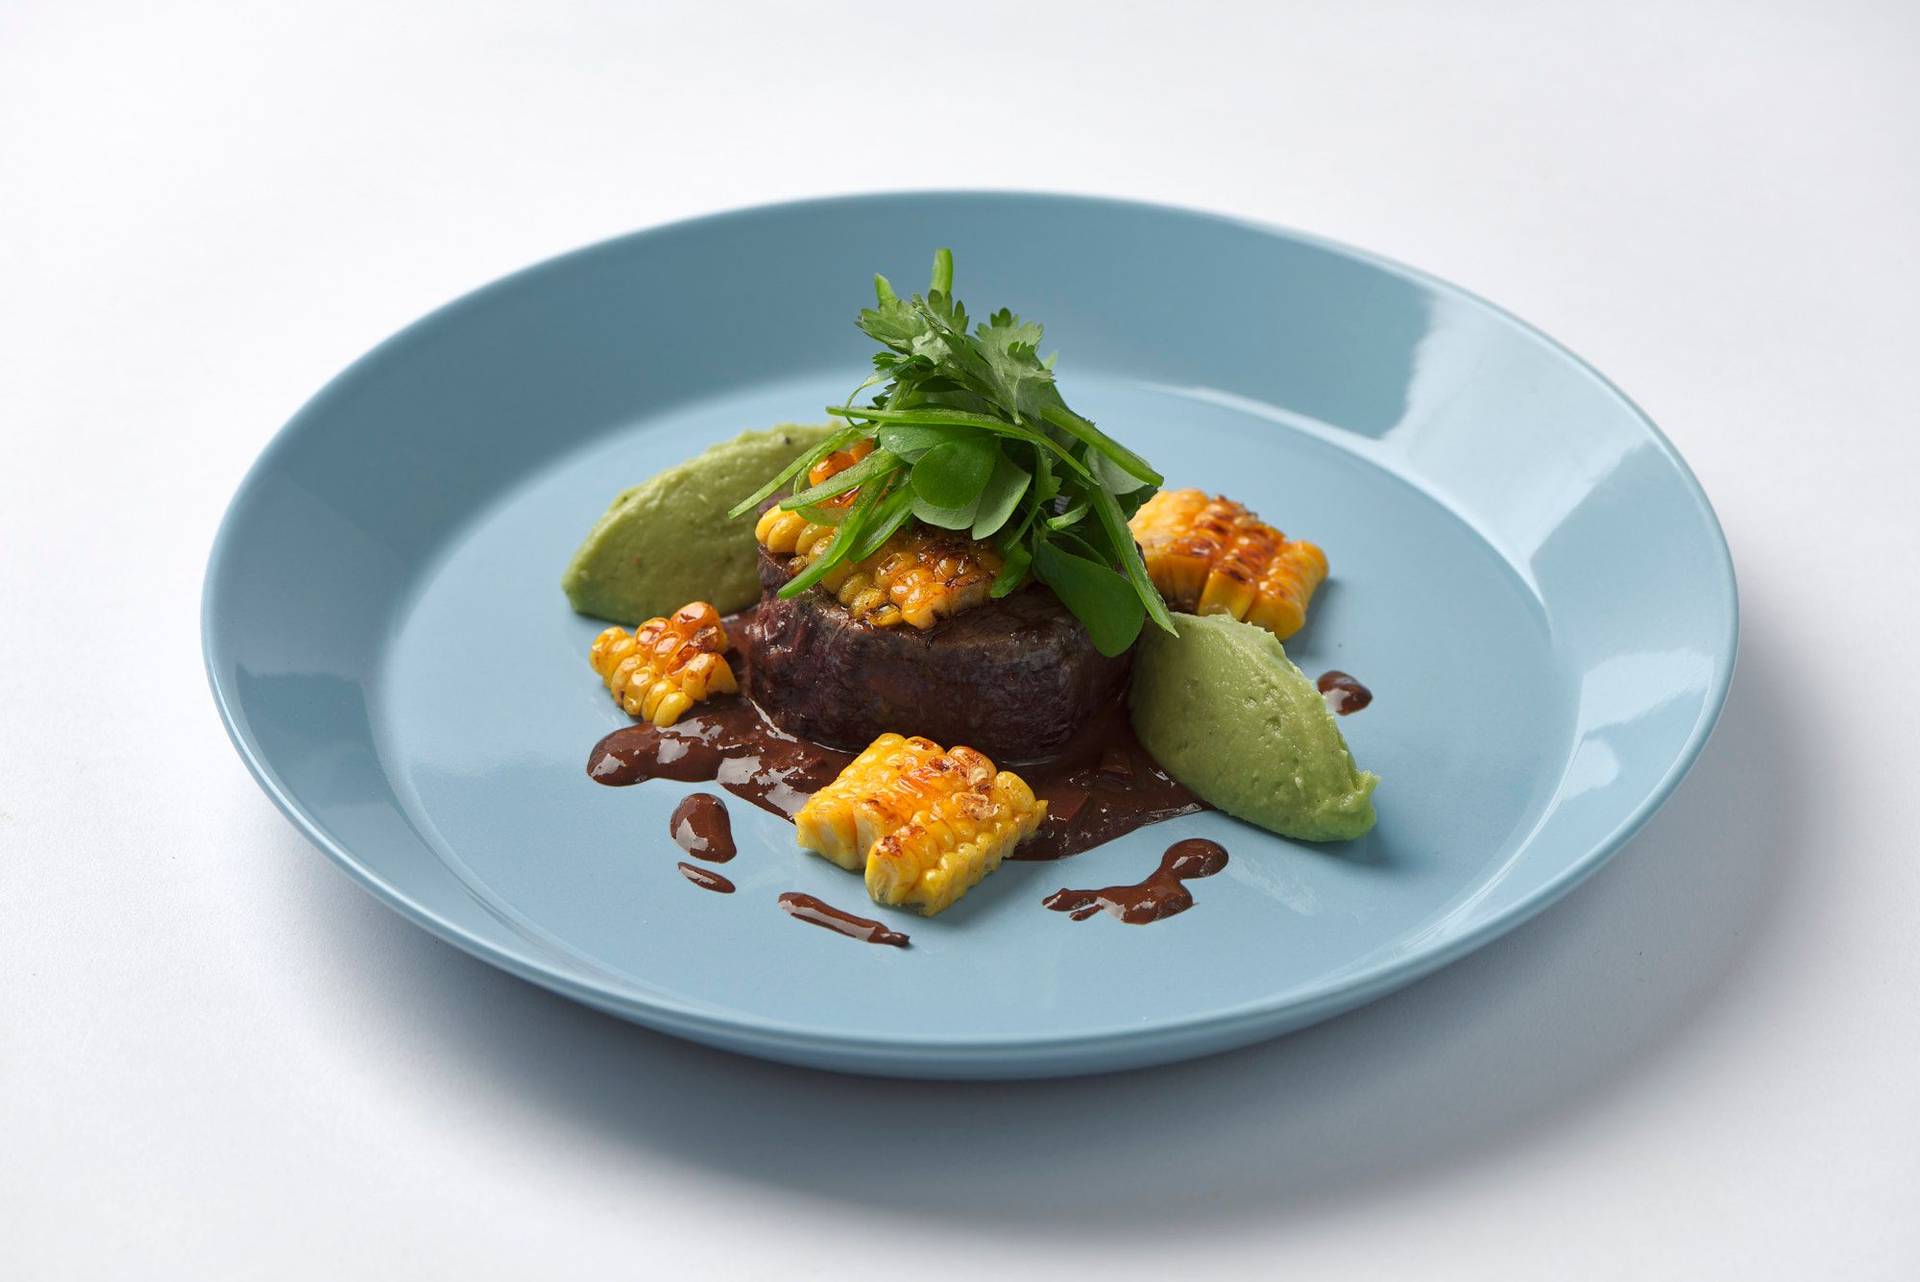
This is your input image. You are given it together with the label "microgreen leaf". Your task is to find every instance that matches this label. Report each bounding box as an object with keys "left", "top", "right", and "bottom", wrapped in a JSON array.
[
  {"left": 911, "top": 491, "right": 982, "bottom": 530},
  {"left": 1033, "top": 538, "right": 1145, "bottom": 656},
  {"left": 827, "top": 405, "right": 1094, "bottom": 479},
  {"left": 779, "top": 447, "right": 897, "bottom": 509},
  {"left": 1034, "top": 449, "right": 1059, "bottom": 503},
  {"left": 846, "top": 483, "right": 916, "bottom": 561},
  {"left": 910, "top": 436, "right": 996, "bottom": 510},
  {"left": 1091, "top": 448, "right": 1152, "bottom": 495},
  {"left": 857, "top": 281, "right": 926, "bottom": 352},
  {"left": 1040, "top": 403, "right": 1162, "bottom": 487},
  {"left": 778, "top": 482, "right": 885, "bottom": 599},
  {"left": 727, "top": 425, "right": 866, "bottom": 518},
  {"left": 970, "top": 449, "right": 1030, "bottom": 540},
  {"left": 1046, "top": 498, "right": 1091, "bottom": 530},
  {"left": 790, "top": 499, "right": 852, "bottom": 525},
  {"left": 1092, "top": 484, "right": 1177, "bottom": 634},
  {"left": 991, "top": 535, "right": 1033, "bottom": 597},
  {"left": 1116, "top": 483, "right": 1157, "bottom": 520},
  {"left": 875, "top": 421, "right": 968, "bottom": 461}
]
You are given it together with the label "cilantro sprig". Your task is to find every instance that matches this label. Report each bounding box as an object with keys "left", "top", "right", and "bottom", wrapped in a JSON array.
[{"left": 728, "top": 249, "right": 1175, "bottom": 656}]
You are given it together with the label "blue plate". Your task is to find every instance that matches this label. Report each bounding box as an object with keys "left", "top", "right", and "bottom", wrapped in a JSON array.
[{"left": 203, "top": 193, "right": 1736, "bottom": 1078}]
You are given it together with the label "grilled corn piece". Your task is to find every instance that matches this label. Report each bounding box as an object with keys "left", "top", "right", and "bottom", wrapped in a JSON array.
[
  {"left": 588, "top": 601, "right": 737, "bottom": 726},
  {"left": 754, "top": 512, "right": 1003, "bottom": 630},
  {"left": 822, "top": 527, "right": 1002, "bottom": 629},
  {"left": 807, "top": 437, "right": 876, "bottom": 509},
  {"left": 793, "top": 733, "right": 944, "bottom": 870},
  {"left": 1129, "top": 488, "right": 1328, "bottom": 640},
  {"left": 866, "top": 764, "right": 1044, "bottom": 916},
  {"left": 793, "top": 734, "right": 1046, "bottom": 914}
]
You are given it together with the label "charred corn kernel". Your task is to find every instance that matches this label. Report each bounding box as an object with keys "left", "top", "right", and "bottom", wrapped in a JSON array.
[
  {"left": 588, "top": 601, "right": 738, "bottom": 726},
  {"left": 808, "top": 525, "right": 1002, "bottom": 629},
  {"left": 1130, "top": 488, "right": 1329, "bottom": 640},
  {"left": 794, "top": 735, "right": 1045, "bottom": 915},
  {"left": 793, "top": 733, "right": 943, "bottom": 869},
  {"left": 806, "top": 437, "right": 876, "bottom": 508},
  {"left": 757, "top": 502, "right": 1002, "bottom": 630},
  {"left": 754, "top": 506, "right": 837, "bottom": 560},
  {"left": 815, "top": 560, "right": 904, "bottom": 628},
  {"left": 866, "top": 763, "right": 1044, "bottom": 916},
  {"left": 1242, "top": 539, "right": 1328, "bottom": 638}
]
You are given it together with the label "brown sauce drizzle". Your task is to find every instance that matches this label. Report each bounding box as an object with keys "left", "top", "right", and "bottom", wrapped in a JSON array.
[
  {"left": 1013, "top": 702, "right": 1207, "bottom": 861},
  {"left": 1317, "top": 670, "right": 1372, "bottom": 715},
  {"left": 587, "top": 605, "right": 1206, "bottom": 866},
  {"left": 1042, "top": 838, "right": 1229, "bottom": 924},
  {"left": 588, "top": 694, "right": 1202, "bottom": 860},
  {"left": 677, "top": 863, "right": 736, "bottom": 893},
  {"left": 778, "top": 892, "right": 909, "bottom": 947},
  {"left": 669, "top": 792, "right": 736, "bottom": 862},
  {"left": 588, "top": 697, "right": 853, "bottom": 819}
]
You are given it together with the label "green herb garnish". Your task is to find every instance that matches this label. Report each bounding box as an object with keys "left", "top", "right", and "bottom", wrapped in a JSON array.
[{"left": 728, "top": 250, "right": 1174, "bottom": 655}]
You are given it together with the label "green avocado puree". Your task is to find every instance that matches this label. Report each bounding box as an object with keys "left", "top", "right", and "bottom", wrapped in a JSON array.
[
  {"left": 1129, "top": 612, "right": 1378, "bottom": 842},
  {"left": 561, "top": 424, "right": 834, "bottom": 624}
]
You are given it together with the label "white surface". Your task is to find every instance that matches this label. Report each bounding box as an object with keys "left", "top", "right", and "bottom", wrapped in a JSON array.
[{"left": 4, "top": 1, "right": 1917, "bottom": 1276}]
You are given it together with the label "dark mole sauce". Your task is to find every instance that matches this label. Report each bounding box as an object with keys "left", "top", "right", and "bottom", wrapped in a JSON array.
[
  {"left": 589, "top": 697, "right": 853, "bottom": 820},
  {"left": 588, "top": 675, "right": 1204, "bottom": 860},
  {"left": 778, "top": 892, "right": 909, "bottom": 947},
  {"left": 587, "top": 605, "right": 1207, "bottom": 868},
  {"left": 1317, "top": 670, "right": 1372, "bottom": 715},
  {"left": 1012, "top": 701, "right": 1206, "bottom": 860},
  {"left": 677, "top": 863, "right": 736, "bottom": 894},
  {"left": 669, "top": 792, "right": 736, "bottom": 862},
  {"left": 1042, "top": 838, "right": 1229, "bottom": 924}
]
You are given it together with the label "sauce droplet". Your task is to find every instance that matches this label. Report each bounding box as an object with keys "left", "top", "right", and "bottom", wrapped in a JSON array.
[
  {"left": 677, "top": 863, "right": 735, "bottom": 893},
  {"left": 1317, "top": 670, "right": 1373, "bottom": 715},
  {"left": 1042, "top": 838, "right": 1229, "bottom": 924},
  {"left": 670, "top": 793, "right": 736, "bottom": 862},
  {"left": 777, "top": 892, "right": 910, "bottom": 947}
]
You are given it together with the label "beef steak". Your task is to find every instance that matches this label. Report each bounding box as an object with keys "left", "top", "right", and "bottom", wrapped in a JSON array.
[{"left": 745, "top": 544, "right": 1130, "bottom": 761}]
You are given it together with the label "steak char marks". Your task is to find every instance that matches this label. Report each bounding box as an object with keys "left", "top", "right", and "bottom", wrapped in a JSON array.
[{"left": 745, "top": 545, "right": 1130, "bottom": 761}]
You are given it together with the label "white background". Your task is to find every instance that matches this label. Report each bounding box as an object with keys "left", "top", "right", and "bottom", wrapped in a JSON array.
[{"left": 5, "top": 2, "right": 1917, "bottom": 1277}]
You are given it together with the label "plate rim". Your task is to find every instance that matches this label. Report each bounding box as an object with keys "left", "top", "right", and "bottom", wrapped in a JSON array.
[{"left": 202, "top": 189, "right": 1739, "bottom": 1071}]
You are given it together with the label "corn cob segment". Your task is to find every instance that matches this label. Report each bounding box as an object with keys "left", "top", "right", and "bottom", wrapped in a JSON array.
[
  {"left": 866, "top": 764, "right": 1044, "bottom": 916},
  {"left": 754, "top": 512, "right": 1004, "bottom": 631},
  {"left": 1129, "top": 488, "right": 1329, "bottom": 640},
  {"left": 792, "top": 733, "right": 944, "bottom": 870},
  {"left": 793, "top": 734, "right": 1046, "bottom": 915},
  {"left": 588, "top": 601, "right": 738, "bottom": 726}
]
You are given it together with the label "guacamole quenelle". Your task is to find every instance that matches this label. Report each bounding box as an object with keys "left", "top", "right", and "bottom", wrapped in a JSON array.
[
  {"left": 1130, "top": 612, "right": 1378, "bottom": 842},
  {"left": 563, "top": 424, "right": 834, "bottom": 624}
]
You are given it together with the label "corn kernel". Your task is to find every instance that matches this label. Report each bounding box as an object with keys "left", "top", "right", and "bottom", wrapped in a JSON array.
[
  {"left": 588, "top": 601, "right": 738, "bottom": 726},
  {"left": 755, "top": 514, "right": 1002, "bottom": 630},
  {"left": 794, "top": 735, "right": 1045, "bottom": 915},
  {"left": 1130, "top": 488, "right": 1328, "bottom": 640}
]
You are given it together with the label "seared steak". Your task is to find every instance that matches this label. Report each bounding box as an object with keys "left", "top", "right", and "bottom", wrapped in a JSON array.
[{"left": 745, "top": 545, "right": 1130, "bottom": 761}]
